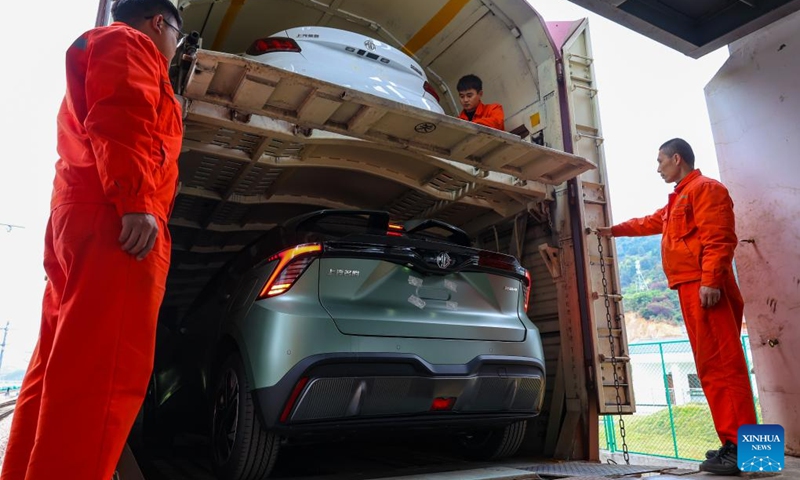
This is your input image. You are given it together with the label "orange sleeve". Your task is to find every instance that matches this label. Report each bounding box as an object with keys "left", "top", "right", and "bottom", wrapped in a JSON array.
[
  {"left": 473, "top": 103, "right": 505, "bottom": 131},
  {"left": 84, "top": 29, "right": 164, "bottom": 217},
  {"left": 611, "top": 207, "right": 665, "bottom": 237},
  {"left": 694, "top": 183, "right": 737, "bottom": 288}
]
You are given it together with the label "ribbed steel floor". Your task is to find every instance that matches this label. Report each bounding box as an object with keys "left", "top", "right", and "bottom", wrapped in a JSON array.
[{"left": 519, "top": 462, "right": 669, "bottom": 477}]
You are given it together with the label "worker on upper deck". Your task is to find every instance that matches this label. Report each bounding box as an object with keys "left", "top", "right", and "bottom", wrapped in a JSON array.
[
  {"left": 0, "top": 1, "right": 184, "bottom": 479},
  {"left": 457, "top": 74, "right": 505, "bottom": 131},
  {"left": 598, "top": 138, "right": 757, "bottom": 476}
]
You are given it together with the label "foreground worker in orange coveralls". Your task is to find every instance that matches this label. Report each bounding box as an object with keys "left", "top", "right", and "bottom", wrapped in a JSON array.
[
  {"left": 457, "top": 74, "right": 505, "bottom": 131},
  {"left": 598, "top": 138, "right": 757, "bottom": 476},
  {"left": 0, "top": 0, "right": 184, "bottom": 479}
]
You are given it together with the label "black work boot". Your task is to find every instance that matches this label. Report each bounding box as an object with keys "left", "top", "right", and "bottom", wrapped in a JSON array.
[
  {"left": 700, "top": 441, "right": 739, "bottom": 475},
  {"left": 706, "top": 447, "right": 721, "bottom": 459}
]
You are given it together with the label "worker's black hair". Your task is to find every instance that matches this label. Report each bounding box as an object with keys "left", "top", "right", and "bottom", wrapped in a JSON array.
[
  {"left": 457, "top": 74, "right": 483, "bottom": 93},
  {"left": 660, "top": 138, "right": 695, "bottom": 168},
  {"left": 112, "top": 0, "right": 183, "bottom": 28}
]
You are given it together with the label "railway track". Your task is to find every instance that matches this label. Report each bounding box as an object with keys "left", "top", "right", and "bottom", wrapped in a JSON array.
[{"left": 0, "top": 398, "right": 17, "bottom": 422}]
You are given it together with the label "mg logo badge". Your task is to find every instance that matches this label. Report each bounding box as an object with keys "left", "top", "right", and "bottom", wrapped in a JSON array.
[
  {"left": 436, "top": 252, "right": 453, "bottom": 269},
  {"left": 364, "top": 39, "right": 377, "bottom": 51}
]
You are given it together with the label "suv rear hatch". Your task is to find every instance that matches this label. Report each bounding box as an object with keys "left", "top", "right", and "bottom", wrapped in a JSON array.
[{"left": 302, "top": 213, "right": 529, "bottom": 342}]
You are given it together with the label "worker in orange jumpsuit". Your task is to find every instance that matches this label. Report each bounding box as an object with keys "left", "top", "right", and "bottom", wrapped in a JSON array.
[
  {"left": 457, "top": 74, "right": 505, "bottom": 131},
  {"left": 599, "top": 138, "right": 757, "bottom": 476},
  {"left": 0, "top": 1, "right": 184, "bottom": 479}
]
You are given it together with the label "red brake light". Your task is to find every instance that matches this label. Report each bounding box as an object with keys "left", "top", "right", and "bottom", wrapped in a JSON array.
[
  {"left": 258, "top": 244, "right": 322, "bottom": 299},
  {"left": 524, "top": 269, "right": 532, "bottom": 312},
  {"left": 431, "top": 397, "right": 456, "bottom": 411},
  {"left": 246, "top": 37, "right": 302, "bottom": 55},
  {"left": 387, "top": 223, "right": 404, "bottom": 237},
  {"left": 423, "top": 81, "right": 440, "bottom": 102}
]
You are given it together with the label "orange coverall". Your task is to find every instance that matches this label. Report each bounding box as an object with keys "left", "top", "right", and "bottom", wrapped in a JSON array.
[
  {"left": 612, "top": 169, "right": 757, "bottom": 445},
  {"left": 459, "top": 101, "right": 505, "bottom": 131},
  {"left": 1, "top": 23, "right": 182, "bottom": 480}
]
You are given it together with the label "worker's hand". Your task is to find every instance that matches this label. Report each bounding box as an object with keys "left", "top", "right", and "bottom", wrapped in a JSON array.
[
  {"left": 120, "top": 213, "right": 159, "bottom": 261},
  {"left": 699, "top": 286, "right": 721, "bottom": 308},
  {"left": 596, "top": 227, "right": 613, "bottom": 237}
]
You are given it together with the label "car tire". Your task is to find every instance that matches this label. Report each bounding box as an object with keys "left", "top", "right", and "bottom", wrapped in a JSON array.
[
  {"left": 457, "top": 420, "right": 527, "bottom": 461},
  {"left": 211, "top": 352, "right": 279, "bottom": 480},
  {"left": 142, "top": 373, "right": 176, "bottom": 451}
]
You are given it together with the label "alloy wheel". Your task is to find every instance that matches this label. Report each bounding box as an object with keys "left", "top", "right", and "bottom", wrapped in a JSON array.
[{"left": 212, "top": 367, "right": 240, "bottom": 464}]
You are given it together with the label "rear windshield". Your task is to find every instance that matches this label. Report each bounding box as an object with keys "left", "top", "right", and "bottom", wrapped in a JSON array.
[
  {"left": 293, "top": 211, "right": 470, "bottom": 247},
  {"left": 295, "top": 212, "right": 386, "bottom": 243}
]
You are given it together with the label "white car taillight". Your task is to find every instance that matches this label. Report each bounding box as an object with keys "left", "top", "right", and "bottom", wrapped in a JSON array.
[{"left": 423, "top": 81, "right": 441, "bottom": 102}]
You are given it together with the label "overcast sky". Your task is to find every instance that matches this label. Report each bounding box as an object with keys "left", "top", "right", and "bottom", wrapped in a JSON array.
[
  {"left": 0, "top": 0, "right": 100, "bottom": 374},
  {"left": 0, "top": 0, "right": 729, "bottom": 374}
]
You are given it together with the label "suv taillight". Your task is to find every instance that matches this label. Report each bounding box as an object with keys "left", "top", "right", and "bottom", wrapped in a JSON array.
[
  {"left": 246, "top": 37, "right": 302, "bottom": 55},
  {"left": 423, "top": 81, "right": 440, "bottom": 102},
  {"left": 478, "top": 251, "right": 516, "bottom": 271},
  {"left": 258, "top": 244, "right": 322, "bottom": 299},
  {"left": 524, "top": 269, "right": 532, "bottom": 312},
  {"left": 387, "top": 223, "right": 404, "bottom": 237},
  {"left": 479, "top": 252, "right": 531, "bottom": 311}
]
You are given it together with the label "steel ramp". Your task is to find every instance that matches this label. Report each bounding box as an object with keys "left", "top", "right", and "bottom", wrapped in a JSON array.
[{"left": 518, "top": 462, "right": 671, "bottom": 477}]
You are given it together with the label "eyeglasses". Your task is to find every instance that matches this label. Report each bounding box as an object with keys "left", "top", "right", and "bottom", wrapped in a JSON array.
[{"left": 145, "top": 15, "right": 186, "bottom": 43}]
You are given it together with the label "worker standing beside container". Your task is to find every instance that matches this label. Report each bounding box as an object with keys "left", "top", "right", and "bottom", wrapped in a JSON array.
[
  {"left": 1, "top": 1, "right": 184, "bottom": 479},
  {"left": 598, "top": 138, "right": 757, "bottom": 476}
]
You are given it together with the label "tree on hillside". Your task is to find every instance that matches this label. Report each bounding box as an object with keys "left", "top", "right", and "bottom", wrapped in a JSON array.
[{"left": 614, "top": 235, "right": 682, "bottom": 323}]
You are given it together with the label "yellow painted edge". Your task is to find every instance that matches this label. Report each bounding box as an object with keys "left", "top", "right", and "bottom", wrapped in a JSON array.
[
  {"left": 211, "top": 0, "right": 247, "bottom": 51},
  {"left": 403, "top": 0, "right": 471, "bottom": 56}
]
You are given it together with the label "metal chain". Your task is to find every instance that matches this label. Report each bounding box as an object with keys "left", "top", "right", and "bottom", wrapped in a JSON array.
[{"left": 596, "top": 232, "right": 630, "bottom": 465}]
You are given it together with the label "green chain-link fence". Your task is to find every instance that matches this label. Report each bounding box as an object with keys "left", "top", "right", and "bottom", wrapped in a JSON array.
[{"left": 600, "top": 335, "right": 760, "bottom": 461}]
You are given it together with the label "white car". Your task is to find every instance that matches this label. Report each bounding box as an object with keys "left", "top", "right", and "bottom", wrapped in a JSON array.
[{"left": 243, "top": 26, "right": 444, "bottom": 114}]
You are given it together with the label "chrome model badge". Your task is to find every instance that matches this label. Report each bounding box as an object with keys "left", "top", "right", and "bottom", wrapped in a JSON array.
[
  {"left": 327, "top": 269, "right": 360, "bottom": 277},
  {"left": 364, "top": 39, "right": 377, "bottom": 51}
]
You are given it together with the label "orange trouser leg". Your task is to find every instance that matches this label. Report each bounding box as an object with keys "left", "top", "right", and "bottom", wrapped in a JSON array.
[
  {"left": 0, "top": 204, "right": 170, "bottom": 480},
  {"left": 677, "top": 277, "right": 757, "bottom": 445}
]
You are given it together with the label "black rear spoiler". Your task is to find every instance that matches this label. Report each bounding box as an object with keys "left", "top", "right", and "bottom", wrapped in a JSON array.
[
  {"left": 283, "top": 210, "right": 390, "bottom": 242},
  {"left": 283, "top": 209, "right": 472, "bottom": 248},
  {"left": 403, "top": 219, "right": 471, "bottom": 247}
]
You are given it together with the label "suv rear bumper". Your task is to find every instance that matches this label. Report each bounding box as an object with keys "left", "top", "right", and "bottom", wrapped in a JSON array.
[{"left": 253, "top": 353, "right": 544, "bottom": 434}]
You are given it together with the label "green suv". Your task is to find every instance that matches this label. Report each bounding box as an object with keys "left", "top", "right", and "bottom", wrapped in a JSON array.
[{"left": 148, "top": 210, "right": 545, "bottom": 480}]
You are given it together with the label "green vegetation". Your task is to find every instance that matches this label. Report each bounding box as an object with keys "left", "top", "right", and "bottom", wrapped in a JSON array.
[
  {"left": 628, "top": 404, "right": 717, "bottom": 459},
  {"left": 602, "top": 400, "right": 763, "bottom": 461},
  {"left": 601, "top": 404, "right": 716, "bottom": 460},
  {"left": 615, "top": 236, "right": 682, "bottom": 323}
]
